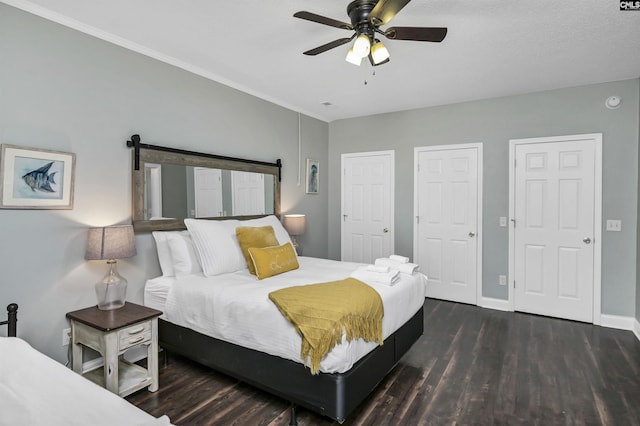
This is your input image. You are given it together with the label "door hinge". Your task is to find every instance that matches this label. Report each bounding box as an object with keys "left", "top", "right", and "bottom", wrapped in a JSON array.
[
  {"left": 513, "top": 280, "right": 516, "bottom": 288},
  {"left": 416, "top": 215, "right": 420, "bottom": 224}
]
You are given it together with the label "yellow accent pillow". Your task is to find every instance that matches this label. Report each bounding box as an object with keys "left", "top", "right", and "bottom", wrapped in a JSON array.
[
  {"left": 248, "top": 243, "right": 299, "bottom": 280},
  {"left": 236, "top": 226, "right": 280, "bottom": 275}
]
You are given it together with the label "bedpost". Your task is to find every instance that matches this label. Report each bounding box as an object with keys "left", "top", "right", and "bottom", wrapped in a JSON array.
[
  {"left": 6, "top": 303, "right": 18, "bottom": 337},
  {"left": 289, "top": 403, "right": 298, "bottom": 426}
]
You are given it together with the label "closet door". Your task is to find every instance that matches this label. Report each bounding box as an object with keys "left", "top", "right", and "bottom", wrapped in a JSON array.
[
  {"left": 414, "top": 144, "right": 482, "bottom": 305},
  {"left": 194, "top": 167, "right": 223, "bottom": 217},
  {"left": 231, "top": 171, "right": 265, "bottom": 216},
  {"left": 511, "top": 134, "right": 601, "bottom": 322},
  {"left": 341, "top": 151, "right": 394, "bottom": 264}
]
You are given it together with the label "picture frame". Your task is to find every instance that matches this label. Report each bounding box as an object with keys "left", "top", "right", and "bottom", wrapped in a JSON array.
[
  {"left": 0, "top": 144, "right": 76, "bottom": 209},
  {"left": 305, "top": 159, "right": 319, "bottom": 194}
]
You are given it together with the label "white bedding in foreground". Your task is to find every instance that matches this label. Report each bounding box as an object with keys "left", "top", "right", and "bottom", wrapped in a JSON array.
[
  {"left": 0, "top": 337, "right": 172, "bottom": 426},
  {"left": 158, "top": 256, "right": 427, "bottom": 373}
]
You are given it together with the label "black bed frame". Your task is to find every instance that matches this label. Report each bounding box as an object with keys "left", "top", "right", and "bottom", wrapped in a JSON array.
[
  {"left": 159, "top": 306, "right": 423, "bottom": 424},
  {"left": 2, "top": 303, "right": 18, "bottom": 337}
]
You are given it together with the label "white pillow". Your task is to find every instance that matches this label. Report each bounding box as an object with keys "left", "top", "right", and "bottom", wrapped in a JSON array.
[
  {"left": 166, "top": 232, "right": 202, "bottom": 276},
  {"left": 184, "top": 218, "right": 245, "bottom": 276},
  {"left": 152, "top": 230, "right": 189, "bottom": 277},
  {"left": 239, "top": 215, "right": 294, "bottom": 247}
]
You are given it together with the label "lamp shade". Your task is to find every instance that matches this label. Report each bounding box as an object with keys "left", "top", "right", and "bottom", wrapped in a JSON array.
[
  {"left": 283, "top": 214, "right": 307, "bottom": 236},
  {"left": 85, "top": 225, "right": 136, "bottom": 260},
  {"left": 353, "top": 33, "right": 371, "bottom": 58},
  {"left": 345, "top": 47, "right": 363, "bottom": 66},
  {"left": 371, "top": 40, "right": 390, "bottom": 64}
]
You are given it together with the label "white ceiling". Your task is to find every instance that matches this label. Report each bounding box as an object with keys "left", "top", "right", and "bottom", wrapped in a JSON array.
[{"left": 5, "top": 0, "right": 640, "bottom": 122}]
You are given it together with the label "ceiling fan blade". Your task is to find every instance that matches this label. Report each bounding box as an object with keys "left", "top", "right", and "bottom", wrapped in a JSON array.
[
  {"left": 294, "top": 11, "right": 353, "bottom": 30},
  {"left": 303, "top": 37, "right": 355, "bottom": 56},
  {"left": 369, "top": 0, "right": 412, "bottom": 26},
  {"left": 384, "top": 27, "right": 447, "bottom": 42}
]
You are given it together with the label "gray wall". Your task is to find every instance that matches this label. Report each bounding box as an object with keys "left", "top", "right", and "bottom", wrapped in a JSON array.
[
  {"left": 0, "top": 4, "right": 328, "bottom": 362},
  {"left": 329, "top": 79, "right": 640, "bottom": 316},
  {"left": 637, "top": 91, "right": 640, "bottom": 325}
]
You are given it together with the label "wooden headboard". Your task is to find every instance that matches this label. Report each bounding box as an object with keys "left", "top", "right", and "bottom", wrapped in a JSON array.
[{"left": 1, "top": 303, "right": 18, "bottom": 337}]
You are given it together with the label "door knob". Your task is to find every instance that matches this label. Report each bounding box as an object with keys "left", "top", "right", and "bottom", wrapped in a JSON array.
[
  {"left": 383, "top": 228, "right": 389, "bottom": 233},
  {"left": 469, "top": 232, "right": 476, "bottom": 237},
  {"left": 583, "top": 237, "right": 591, "bottom": 244}
]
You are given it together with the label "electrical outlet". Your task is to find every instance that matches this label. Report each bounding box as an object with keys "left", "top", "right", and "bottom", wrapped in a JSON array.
[
  {"left": 62, "top": 328, "right": 71, "bottom": 346},
  {"left": 499, "top": 275, "right": 507, "bottom": 286},
  {"left": 606, "top": 219, "right": 621, "bottom": 232}
]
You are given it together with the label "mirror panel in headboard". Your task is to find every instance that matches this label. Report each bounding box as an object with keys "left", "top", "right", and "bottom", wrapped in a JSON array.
[{"left": 129, "top": 135, "right": 281, "bottom": 232}]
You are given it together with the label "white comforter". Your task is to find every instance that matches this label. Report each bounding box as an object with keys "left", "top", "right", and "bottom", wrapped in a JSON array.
[
  {"left": 162, "top": 256, "right": 427, "bottom": 373},
  {"left": 0, "top": 337, "right": 172, "bottom": 426}
]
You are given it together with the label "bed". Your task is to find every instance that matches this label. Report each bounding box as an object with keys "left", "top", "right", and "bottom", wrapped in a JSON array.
[
  {"left": 145, "top": 215, "right": 426, "bottom": 424},
  {"left": 0, "top": 304, "right": 173, "bottom": 426}
]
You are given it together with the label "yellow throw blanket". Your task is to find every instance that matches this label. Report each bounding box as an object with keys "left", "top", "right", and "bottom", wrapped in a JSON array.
[{"left": 268, "top": 277, "right": 384, "bottom": 375}]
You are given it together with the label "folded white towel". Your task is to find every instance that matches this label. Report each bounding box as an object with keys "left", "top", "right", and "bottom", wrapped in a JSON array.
[
  {"left": 366, "top": 264, "right": 390, "bottom": 273},
  {"left": 374, "top": 258, "right": 420, "bottom": 275},
  {"left": 389, "top": 254, "right": 409, "bottom": 263},
  {"left": 351, "top": 266, "right": 400, "bottom": 286}
]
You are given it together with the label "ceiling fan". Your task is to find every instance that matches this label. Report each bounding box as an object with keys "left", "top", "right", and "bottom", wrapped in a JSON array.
[{"left": 294, "top": 0, "right": 447, "bottom": 66}]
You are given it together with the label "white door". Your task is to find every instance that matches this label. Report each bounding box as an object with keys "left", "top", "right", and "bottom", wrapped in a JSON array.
[
  {"left": 231, "top": 171, "right": 265, "bottom": 216},
  {"left": 414, "top": 144, "right": 482, "bottom": 305},
  {"left": 341, "top": 151, "right": 394, "bottom": 264},
  {"left": 194, "top": 167, "right": 223, "bottom": 218},
  {"left": 510, "top": 134, "right": 601, "bottom": 323}
]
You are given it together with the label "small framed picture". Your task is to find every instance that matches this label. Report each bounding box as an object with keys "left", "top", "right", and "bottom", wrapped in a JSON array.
[
  {"left": 306, "top": 159, "right": 319, "bottom": 194},
  {"left": 0, "top": 144, "right": 76, "bottom": 209}
]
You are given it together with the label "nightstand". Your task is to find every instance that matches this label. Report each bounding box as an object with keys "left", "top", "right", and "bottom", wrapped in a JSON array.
[{"left": 66, "top": 302, "right": 162, "bottom": 397}]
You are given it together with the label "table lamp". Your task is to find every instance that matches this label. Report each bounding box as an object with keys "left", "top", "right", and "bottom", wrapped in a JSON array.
[
  {"left": 85, "top": 225, "right": 137, "bottom": 310},
  {"left": 283, "top": 214, "right": 306, "bottom": 255}
]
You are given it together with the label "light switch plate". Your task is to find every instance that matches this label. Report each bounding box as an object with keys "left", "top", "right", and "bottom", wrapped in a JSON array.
[{"left": 499, "top": 217, "right": 507, "bottom": 227}]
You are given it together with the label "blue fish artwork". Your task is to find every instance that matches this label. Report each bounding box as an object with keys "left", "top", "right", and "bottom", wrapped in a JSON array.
[{"left": 22, "top": 161, "right": 57, "bottom": 193}]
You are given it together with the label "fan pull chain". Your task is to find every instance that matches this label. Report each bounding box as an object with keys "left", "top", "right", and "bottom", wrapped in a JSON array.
[{"left": 364, "top": 69, "right": 376, "bottom": 86}]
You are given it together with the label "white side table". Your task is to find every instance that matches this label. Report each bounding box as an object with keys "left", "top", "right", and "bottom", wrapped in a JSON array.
[{"left": 66, "top": 302, "right": 162, "bottom": 397}]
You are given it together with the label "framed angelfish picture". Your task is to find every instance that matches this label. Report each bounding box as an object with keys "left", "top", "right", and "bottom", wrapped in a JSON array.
[
  {"left": 306, "top": 158, "right": 319, "bottom": 194},
  {"left": 0, "top": 144, "right": 76, "bottom": 209}
]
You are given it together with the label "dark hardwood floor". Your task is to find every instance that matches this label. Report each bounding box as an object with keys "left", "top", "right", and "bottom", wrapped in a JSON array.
[{"left": 127, "top": 299, "right": 640, "bottom": 425}]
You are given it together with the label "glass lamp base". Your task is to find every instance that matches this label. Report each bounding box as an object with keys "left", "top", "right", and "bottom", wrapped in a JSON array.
[
  {"left": 95, "top": 260, "right": 128, "bottom": 310},
  {"left": 291, "top": 236, "right": 302, "bottom": 256}
]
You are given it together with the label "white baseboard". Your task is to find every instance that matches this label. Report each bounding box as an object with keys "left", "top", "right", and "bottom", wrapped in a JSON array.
[
  {"left": 601, "top": 315, "right": 640, "bottom": 344},
  {"left": 600, "top": 313, "right": 636, "bottom": 331},
  {"left": 478, "top": 297, "right": 511, "bottom": 312},
  {"left": 468, "top": 298, "right": 640, "bottom": 344}
]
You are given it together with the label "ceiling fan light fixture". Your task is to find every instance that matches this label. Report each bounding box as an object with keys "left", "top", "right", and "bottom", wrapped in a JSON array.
[
  {"left": 345, "top": 47, "right": 362, "bottom": 66},
  {"left": 294, "top": 1, "right": 448, "bottom": 65},
  {"left": 353, "top": 33, "right": 371, "bottom": 58},
  {"left": 371, "top": 40, "right": 390, "bottom": 64}
]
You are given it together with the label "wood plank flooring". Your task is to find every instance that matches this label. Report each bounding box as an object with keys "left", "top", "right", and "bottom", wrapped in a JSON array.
[{"left": 127, "top": 299, "right": 640, "bottom": 425}]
